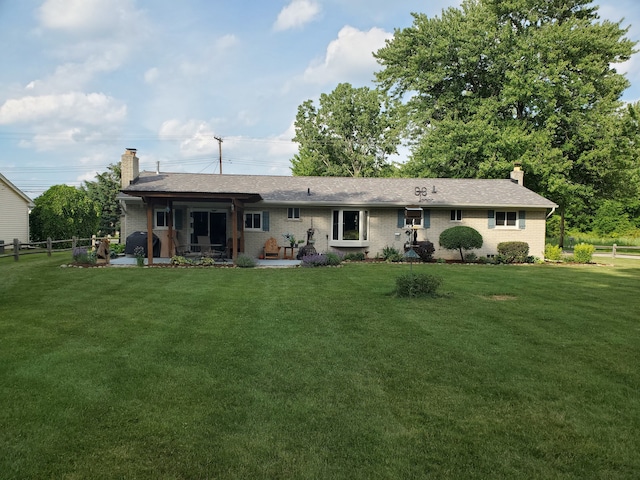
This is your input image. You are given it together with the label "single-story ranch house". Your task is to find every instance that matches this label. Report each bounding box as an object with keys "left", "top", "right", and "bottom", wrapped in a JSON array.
[{"left": 118, "top": 148, "right": 557, "bottom": 263}]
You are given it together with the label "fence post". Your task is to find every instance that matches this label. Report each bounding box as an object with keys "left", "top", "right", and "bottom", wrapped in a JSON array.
[
  {"left": 13, "top": 238, "right": 20, "bottom": 261},
  {"left": 612, "top": 244, "right": 617, "bottom": 258},
  {"left": 72, "top": 236, "right": 77, "bottom": 251},
  {"left": 0, "top": 240, "right": 4, "bottom": 255},
  {"left": 92, "top": 234, "right": 97, "bottom": 250},
  {"left": 47, "top": 237, "right": 53, "bottom": 256}
]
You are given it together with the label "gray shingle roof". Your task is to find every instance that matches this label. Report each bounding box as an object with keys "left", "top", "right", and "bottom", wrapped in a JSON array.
[{"left": 122, "top": 171, "right": 557, "bottom": 209}]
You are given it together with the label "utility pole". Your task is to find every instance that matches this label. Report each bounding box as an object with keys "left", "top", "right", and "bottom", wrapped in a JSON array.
[{"left": 214, "top": 136, "right": 223, "bottom": 174}]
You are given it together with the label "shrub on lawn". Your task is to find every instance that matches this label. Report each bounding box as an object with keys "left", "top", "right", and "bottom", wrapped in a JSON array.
[
  {"left": 439, "top": 226, "right": 483, "bottom": 262},
  {"left": 573, "top": 243, "right": 595, "bottom": 263},
  {"left": 395, "top": 273, "right": 443, "bottom": 298},
  {"left": 545, "top": 243, "right": 563, "bottom": 261},
  {"left": 497, "top": 241, "right": 530, "bottom": 263},
  {"left": 234, "top": 254, "right": 257, "bottom": 268}
]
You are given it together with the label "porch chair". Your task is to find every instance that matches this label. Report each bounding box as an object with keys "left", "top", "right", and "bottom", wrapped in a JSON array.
[
  {"left": 198, "top": 235, "right": 226, "bottom": 260},
  {"left": 197, "top": 236, "right": 214, "bottom": 255},
  {"left": 263, "top": 237, "right": 281, "bottom": 259}
]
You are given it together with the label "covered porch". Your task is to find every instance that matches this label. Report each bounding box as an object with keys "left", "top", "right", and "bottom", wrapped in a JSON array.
[{"left": 121, "top": 189, "right": 262, "bottom": 266}]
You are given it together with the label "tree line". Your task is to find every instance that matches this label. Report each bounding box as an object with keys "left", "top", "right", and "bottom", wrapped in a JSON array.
[{"left": 291, "top": 0, "right": 640, "bottom": 244}]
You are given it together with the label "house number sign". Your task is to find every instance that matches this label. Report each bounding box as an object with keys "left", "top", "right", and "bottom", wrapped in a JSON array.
[{"left": 415, "top": 186, "right": 430, "bottom": 202}]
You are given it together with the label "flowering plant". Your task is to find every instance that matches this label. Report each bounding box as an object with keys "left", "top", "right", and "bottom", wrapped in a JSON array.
[{"left": 282, "top": 233, "right": 296, "bottom": 246}]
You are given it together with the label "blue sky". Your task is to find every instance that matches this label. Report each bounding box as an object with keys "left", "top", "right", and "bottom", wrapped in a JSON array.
[{"left": 1, "top": 0, "right": 640, "bottom": 198}]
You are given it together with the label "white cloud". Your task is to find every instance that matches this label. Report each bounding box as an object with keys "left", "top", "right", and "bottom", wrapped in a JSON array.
[
  {"left": 0, "top": 92, "right": 126, "bottom": 125},
  {"left": 302, "top": 26, "right": 391, "bottom": 85},
  {"left": 144, "top": 67, "right": 160, "bottom": 84},
  {"left": 274, "top": 0, "right": 321, "bottom": 31},
  {"left": 158, "top": 119, "right": 217, "bottom": 157},
  {"left": 38, "top": 0, "right": 142, "bottom": 36}
]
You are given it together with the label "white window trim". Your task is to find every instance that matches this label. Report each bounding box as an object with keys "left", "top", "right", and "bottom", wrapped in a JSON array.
[
  {"left": 450, "top": 209, "right": 462, "bottom": 222},
  {"left": 244, "top": 211, "right": 263, "bottom": 232},
  {"left": 330, "top": 209, "right": 370, "bottom": 247},
  {"left": 494, "top": 210, "right": 519, "bottom": 229},
  {"left": 404, "top": 208, "right": 423, "bottom": 228},
  {"left": 287, "top": 207, "right": 301, "bottom": 221},
  {"left": 154, "top": 208, "right": 174, "bottom": 230}
]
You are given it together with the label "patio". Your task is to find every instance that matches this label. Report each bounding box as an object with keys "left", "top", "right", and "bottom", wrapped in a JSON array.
[{"left": 110, "top": 256, "right": 301, "bottom": 267}]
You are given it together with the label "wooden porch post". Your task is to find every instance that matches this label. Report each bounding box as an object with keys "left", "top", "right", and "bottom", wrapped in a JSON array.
[
  {"left": 146, "top": 199, "right": 154, "bottom": 265},
  {"left": 167, "top": 200, "right": 174, "bottom": 257},
  {"left": 231, "top": 199, "right": 238, "bottom": 261}
]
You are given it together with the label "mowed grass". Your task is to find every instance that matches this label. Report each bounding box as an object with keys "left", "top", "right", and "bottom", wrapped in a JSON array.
[{"left": 1, "top": 254, "right": 639, "bottom": 479}]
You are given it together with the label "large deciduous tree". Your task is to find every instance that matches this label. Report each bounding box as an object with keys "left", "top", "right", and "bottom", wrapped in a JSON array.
[
  {"left": 84, "top": 162, "right": 122, "bottom": 236},
  {"left": 375, "top": 0, "right": 637, "bottom": 243},
  {"left": 291, "top": 82, "right": 401, "bottom": 177},
  {"left": 30, "top": 185, "right": 100, "bottom": 242}
]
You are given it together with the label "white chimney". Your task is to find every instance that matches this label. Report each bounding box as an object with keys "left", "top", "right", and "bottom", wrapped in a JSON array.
[
  {"left": 121, "top": 148, "right": 139, "bottom": 188},
  {"left": 510, "top": 162, "right": 524, "bottom": 186}
]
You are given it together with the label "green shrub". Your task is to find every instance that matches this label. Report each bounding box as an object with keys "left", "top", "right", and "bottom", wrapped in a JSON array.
[
  {"left": 544, "top": 243, "right": 563, "bottom": 261},
  {"left": 234, "top": 254, "right": 257, "bottom": 268},
  {"left": 439, "top": 226, "right": 483, "bottom": 262},
  {"left": 171, "top": 255, "right": 191, "bottom": 265},
  {"left": 324, "top": 251, "right": 344, "bottom": 266},
  {"left": 464, "top": 252, "right": 477, "bottom": 263},
  {"left": 343, "top": 252, "right": 365, "bottom": 261},
  {"left": 110, "top": 243, "right": 125, "bottom": 254},
  {"left": 497, "top": 241, "right": 529, "bottom": 263},
  {"left": 381, "top": 245, "right": 401, "bottom": 261},
  {"left": 395, "top": 273, "right": 443, "bottom": 298},
  {"left": 573, "top": 243, "right": 595, "bottom": 263}
]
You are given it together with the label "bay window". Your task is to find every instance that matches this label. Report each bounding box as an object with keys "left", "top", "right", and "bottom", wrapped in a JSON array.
[{"left": 331, "top": 209, "right": 369, "bottom": 246}]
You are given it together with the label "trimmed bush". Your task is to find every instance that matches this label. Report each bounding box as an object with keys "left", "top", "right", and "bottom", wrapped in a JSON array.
[
  {"left": 439, "top": 226, "right": 483, "bottom": 262},
  {"left": 343, "top": 252, "right": 365, "bottom": 261},
  {"left": 323, "top": 251, "right": 344, "bottom": 266},
  {"left": 234, "top": 254, "right": 257, "bottom": 268},
  {"left": 573, "top": 243, "right": 595, "bottom": 263},
  {"left": 544, "top": 243, "right": 563, "bottom": 261},
  {"left": 497, "top": 241, "right": 529, "bottom": 263},
  {"left": 395, "top": 273, "right": 443, "bottom": 298}
]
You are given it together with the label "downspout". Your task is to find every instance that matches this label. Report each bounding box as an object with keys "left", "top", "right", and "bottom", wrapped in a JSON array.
[{"left": 546, "top": 206, "right": 556, "bottom": 219}]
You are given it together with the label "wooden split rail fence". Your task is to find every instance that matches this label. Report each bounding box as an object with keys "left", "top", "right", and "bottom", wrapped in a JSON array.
[{"left": 0, "top": 236, "right": 118, "bottom": 261}]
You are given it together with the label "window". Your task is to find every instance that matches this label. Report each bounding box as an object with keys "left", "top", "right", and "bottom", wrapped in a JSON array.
[
  {"left": 244, "top": 212, "right": 262, "bottom": 231},
  {"left": 495, "top": 211, "right": 517, "bottom": 227},
  {"left": 404, "top": 208, "right": 423, "bottom": 227},
  {"left": 331, "top": 209, "right": 369, "bottom": 245},
  {"left": 287, "top": 207, "right": 300, "bottom": 220},
  {"left": 154, "top": 208, "right": 177, "bottom": 229},
  {"left": 450, "top": 209, "right": 462, "bottom": 221}
]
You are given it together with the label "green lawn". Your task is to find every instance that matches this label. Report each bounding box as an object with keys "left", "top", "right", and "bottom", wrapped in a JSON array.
[{"left": 1, "top": 254, "right": 639, "bottom": 479}]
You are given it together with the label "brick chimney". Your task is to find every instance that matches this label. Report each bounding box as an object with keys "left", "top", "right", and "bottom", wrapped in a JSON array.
[
  {"left": 121, "top": 148, "right": 139, "bottom": 188},
  {"left": 510, "top": 162, "right": 524, "bottom": 186}
]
